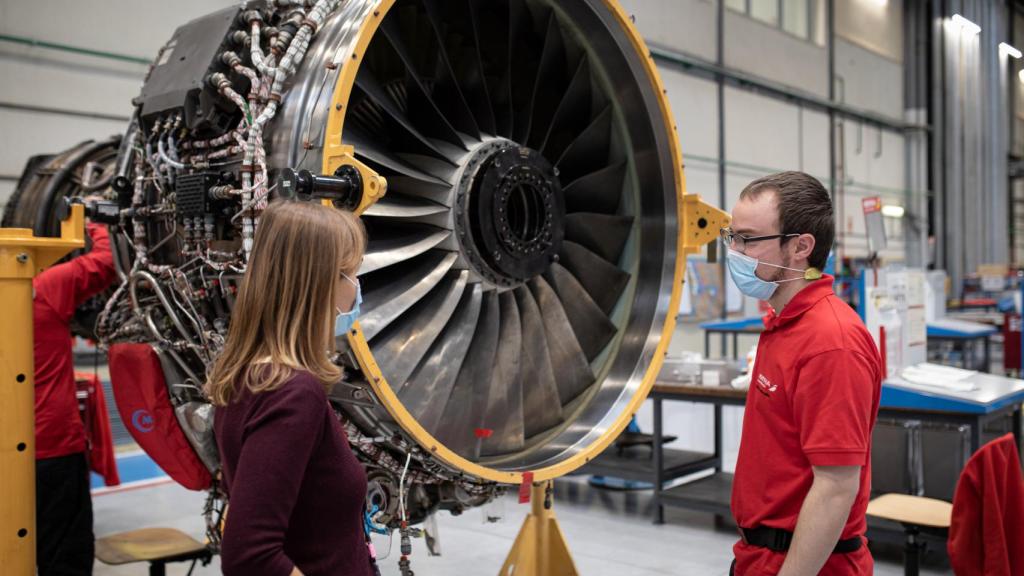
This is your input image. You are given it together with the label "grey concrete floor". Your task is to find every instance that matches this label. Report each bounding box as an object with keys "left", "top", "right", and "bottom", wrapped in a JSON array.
[{"left": 91, "top": 476, "right": 950, "bottom": 575}]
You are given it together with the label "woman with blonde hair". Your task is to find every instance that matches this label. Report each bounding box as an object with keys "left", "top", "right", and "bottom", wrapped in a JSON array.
[{"left": 207, "top": 200, "right": 372, "bottom": 576}]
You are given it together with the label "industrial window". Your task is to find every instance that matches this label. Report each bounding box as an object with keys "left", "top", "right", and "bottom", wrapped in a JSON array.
[
  {"left": 725, "top": 0, "right": 746, "bottom": 12},
  {"left": 782, "top": 0, "right": 809, "bottom": 39},
  {"left": 727, "top": 0, "right": 814, "bottom": 42},
  {"left": 751, "top": 0, "right": 779, "bottom": 26}
]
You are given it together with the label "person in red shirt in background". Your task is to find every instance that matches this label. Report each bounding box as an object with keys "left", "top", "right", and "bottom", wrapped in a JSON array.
[
  {"left": 33, "top": 197, "right": 118, "bottom": 575},
  {"left": 724, "top": 172, "right": 881, "bottom": 575}
]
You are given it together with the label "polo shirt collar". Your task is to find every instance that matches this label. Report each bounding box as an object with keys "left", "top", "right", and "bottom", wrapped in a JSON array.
[{"left": 762, "top": 274, "right": 836, "bottom": 331}]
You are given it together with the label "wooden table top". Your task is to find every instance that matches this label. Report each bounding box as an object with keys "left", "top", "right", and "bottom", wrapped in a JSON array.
[{"left": 651, "top": 381, "right": 748, "bottom": 400}]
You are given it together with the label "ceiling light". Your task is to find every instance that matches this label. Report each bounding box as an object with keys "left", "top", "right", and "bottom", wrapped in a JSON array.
[
  {"left": 881, "top": 205, "right": 905, "bottom": 218},
  {"left": 951, "top": 14, "right": 981, "bottom": 36},
  {"left": 999, "top": 42, "right": 1022, "bottom": 59}
]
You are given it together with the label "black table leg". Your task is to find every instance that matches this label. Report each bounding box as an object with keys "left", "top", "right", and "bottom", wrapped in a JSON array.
[
  {"left": 705, "top": 331, "right": 711, "bottom": 359},
  {"left": 983, "top": 336, "right": 991, "bottom": 373},
  {"left": 654, "top": 396, "right": 664, "bottom": 525},
  {"left": 714, "top": 404, "right": 723, "bottom": 472},
  {"left": 1013, "top": 406, "right": 1022, "bottom": 453},
  {"left": 732, "top": 333, "right": 739, "bottom": 360},
  {"left": 970, "top": 415, "right": 982, "bottom": 454}
]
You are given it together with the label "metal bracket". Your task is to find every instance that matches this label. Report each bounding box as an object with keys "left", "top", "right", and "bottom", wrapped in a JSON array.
[{"left": 680, "top": 193, "right": 730, "bottom": 258}]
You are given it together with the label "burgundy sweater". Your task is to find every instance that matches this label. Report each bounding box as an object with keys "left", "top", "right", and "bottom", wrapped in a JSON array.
[{"left": 215, "top": 371, "right": 372, "bottom": 576}]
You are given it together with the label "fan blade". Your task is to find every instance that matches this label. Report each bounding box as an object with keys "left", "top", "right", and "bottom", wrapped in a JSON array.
[
  {"left": 509, "top": 1, "right": 540, "bottom": 143},
  {"left": 559, "top": 240, "right": 630, "bottom": 315},
  {"left": 353, "top": 67, "right": 460, "bottom": 164},
  {"left": 434, "top": 290, "right": 500, "bottom": 457},
  {"left": 360, "top": 226, "right": 450, "bottom": 275},
  {"left": 539, "top": 55, "right": 593, "bottom": 156},
  {"left": 370, "top": 270, "right": 469, "bottom": 388},
  {"left": 359, "top": 251, "right": 458, "bottom": 341},
  {"left": 513, "top": 285, "right": 563, "bottom": 438},
  {"left": 378, "top": 15, "right": 469, "bottom": 151},
  {"left": 479, "top": 291, "right": 524, "bottom": 456},
  {"left": 564, "top": 213, "right": 633, "bottom": 264},
  {"left": 383, "top": 175, "right": 452, "bottom": 205},
  {"left": 398, "top": 284, "right": 483, "bottom": 433},
  {"left": 471, "top": 0, "right": 513, "bottom": 137},
  {"left": 460, "top": 0, "right": 498, "bottom": 134},
  {"left": 522, "top": 11, "right": 566, "bottom": 145},
  {"left": 555, "top": 105, "right": 612, "bottom": 181},
  {"left": 346, "top": 128, "right": 451, "bottom": 186},
  {"left": 528, "top": 276, "right": 595, "bottom": 405},
  {"left": 419, "top": 0, "right": 482, "bottom": 139},
  {"left": 361, "top": 193, "right": 449, "bottom": 218},
  {"left": 562, "top": 160, "right": 626, "bottom": 215},
  {"left": 543, "top": 263, "right": 617, "bottom": 361}
]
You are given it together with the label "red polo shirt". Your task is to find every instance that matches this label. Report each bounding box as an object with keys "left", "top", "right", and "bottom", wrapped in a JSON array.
[{"left": 730, "top": 275, "right": 881, "bottom": 575}]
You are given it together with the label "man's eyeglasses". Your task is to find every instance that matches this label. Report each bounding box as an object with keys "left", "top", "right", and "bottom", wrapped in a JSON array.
[{"left": 719, "top": 228, "right": 799, "bottom": 251}]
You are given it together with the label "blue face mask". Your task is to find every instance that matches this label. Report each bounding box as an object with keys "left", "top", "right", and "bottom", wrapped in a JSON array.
[
  {"left": 335, "top": 273, "right": 362, "bottom": 337},
  {"left": 726, "top": 249, "right": 820, "bottom": 301}
]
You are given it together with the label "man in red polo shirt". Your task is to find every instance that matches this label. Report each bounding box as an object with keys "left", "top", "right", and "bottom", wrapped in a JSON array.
[
  {"left": 34, "top": 202, "right": 118, "bottom": 575},
  {"left": 724, "top": 172, "right": 881, "bottom": 575}
]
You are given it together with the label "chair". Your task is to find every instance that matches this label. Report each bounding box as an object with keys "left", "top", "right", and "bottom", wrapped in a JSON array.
[
  {"left": 866, "top": 493, "right": 952, "bottom": 576},
  {"left": 95, "top": 527, "right": 212, "bottom": 576},
  {"left": 867, "top": 432, "right": 1024, "bottom": 576}
]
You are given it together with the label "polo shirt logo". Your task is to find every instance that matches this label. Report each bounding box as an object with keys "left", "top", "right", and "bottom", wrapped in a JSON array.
[{"left": 756, "top": 373, "right": 778, "bottom": 397}]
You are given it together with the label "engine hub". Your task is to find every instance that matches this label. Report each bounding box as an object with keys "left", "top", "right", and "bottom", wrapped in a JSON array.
[{"left": 456, "top": 142, "right": 564, "bottom": 288}]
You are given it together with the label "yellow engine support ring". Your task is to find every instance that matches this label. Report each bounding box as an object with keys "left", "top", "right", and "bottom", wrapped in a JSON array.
[{"left": 323, "top": 0, "right": 728, "bottom": 484}]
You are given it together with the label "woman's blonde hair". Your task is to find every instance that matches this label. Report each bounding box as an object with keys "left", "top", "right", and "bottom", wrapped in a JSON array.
[{"left": 205, "top": 200, "right": 366, "bottom": 406}]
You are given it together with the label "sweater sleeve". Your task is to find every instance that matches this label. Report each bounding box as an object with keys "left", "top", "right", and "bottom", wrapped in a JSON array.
[{"left": 219, "top": 378, "right": 327, "bottom": 576}]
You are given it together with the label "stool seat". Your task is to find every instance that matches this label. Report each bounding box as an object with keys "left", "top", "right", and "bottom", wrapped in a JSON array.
[
  {"left": 867, "top": 493, "right": 953, "bottom": 529},
  {"left": 95, "top": 527, "right": 207, "bottom": 565}
]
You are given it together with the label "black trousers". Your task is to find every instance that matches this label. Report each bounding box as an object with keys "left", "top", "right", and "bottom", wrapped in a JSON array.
[{"left": 37, "top": 452, "right": 94, "bottom": 576}]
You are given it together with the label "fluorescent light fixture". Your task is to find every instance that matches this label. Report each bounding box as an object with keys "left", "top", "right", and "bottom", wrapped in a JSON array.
[
  {"left": 1020, "top": 69, "right": 1024, "bottom": 83},
  {"left": 951, "top": 14, "right": 981, "bottom": 36},
  {"left": 999, "top": 42, "right": 1023, "bottom": 59},
  {"left": 881, "top": 204, "right": 905, "bottom": 218}
]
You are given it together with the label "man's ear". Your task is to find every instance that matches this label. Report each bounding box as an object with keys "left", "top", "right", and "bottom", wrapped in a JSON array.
[{"left": 792, "top": 233, "right": 816, "bottom": 264}]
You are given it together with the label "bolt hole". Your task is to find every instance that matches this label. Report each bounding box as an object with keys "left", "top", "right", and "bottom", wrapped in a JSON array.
[
  {"left": 697, "top": 218, "right": 708, "bottom": 229},
  {"left": 16, "top": 374, "right": 25, "bottom": 383},
  {"left": 17, "top": 443, "right": 26, "bottom": 452},
  {"left": 18, "top": 529, "right": 27, "bottom": 538}
]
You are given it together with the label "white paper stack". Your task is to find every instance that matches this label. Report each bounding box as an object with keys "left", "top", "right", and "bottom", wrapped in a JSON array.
[{"left": 899, "top": 363, "right": 978, "bottom": 392}]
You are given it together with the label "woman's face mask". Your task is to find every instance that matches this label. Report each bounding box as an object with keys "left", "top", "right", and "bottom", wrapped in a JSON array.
[{"left": 335, "top": 272, "right": 362, "bottom": 336}]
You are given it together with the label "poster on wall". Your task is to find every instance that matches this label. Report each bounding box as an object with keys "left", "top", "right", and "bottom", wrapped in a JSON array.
[
  {"left": 862, "top": 197, "right": 887, "bottom": 253},
  {"left": 679, "top": 257, "right": 743, "bottom": 318}
]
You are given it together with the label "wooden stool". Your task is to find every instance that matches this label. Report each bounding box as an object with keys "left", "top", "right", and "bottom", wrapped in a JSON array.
[
  {"left": 866, "top": 493, "right": 952, "bottom": 576},
  {"left": 95, "top": 527, "right": 212, "bottom": 576}
]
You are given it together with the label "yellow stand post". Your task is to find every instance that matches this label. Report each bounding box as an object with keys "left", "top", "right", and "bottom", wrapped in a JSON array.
[
  {"left": 499, "top": 481, "right": 578, "bottom": 576},
  {"left": 0, "top": 205, "right": 85, "bottom": 575}
]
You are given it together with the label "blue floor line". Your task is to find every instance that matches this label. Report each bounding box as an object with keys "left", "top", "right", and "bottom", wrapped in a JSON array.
[{"left": 91, "top": 451, "right": 166, "bottom": 489}]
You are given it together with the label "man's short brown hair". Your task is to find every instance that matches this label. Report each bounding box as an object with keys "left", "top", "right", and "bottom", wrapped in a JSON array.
[{"left": 739, "top": 171, "right": 834, "bottom": 270}]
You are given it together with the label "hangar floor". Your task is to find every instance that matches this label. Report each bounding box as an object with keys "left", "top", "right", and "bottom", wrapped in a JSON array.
[
  {"left": 91, "top": 476, "right": 949, "bottom": 575},
  {"left": 80, "top": 325, "right": 950, "bottom": 575}
]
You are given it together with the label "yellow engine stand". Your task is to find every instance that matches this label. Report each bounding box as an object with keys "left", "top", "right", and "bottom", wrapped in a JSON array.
[
  {"left": 0, "top": 205, "right": 85, "bottom": 575},
  {"left": 499, "top": 481, "right": 578, "bottom": 576}
]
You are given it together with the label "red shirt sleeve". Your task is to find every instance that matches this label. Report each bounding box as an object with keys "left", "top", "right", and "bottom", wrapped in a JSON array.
[
  {"left": 219, "top": 382, "right": 327, "bottom": 576},
  {"left": 34, "top": 223, "right": 117, "bottom": 322},
  {"left": 791, "top": 349, "right": 879, "bottom": 466}
]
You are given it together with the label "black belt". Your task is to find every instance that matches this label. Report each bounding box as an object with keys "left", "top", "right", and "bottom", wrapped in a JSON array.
[{"left": 739, "top": 526, "right": 862, "bottom": 554}]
